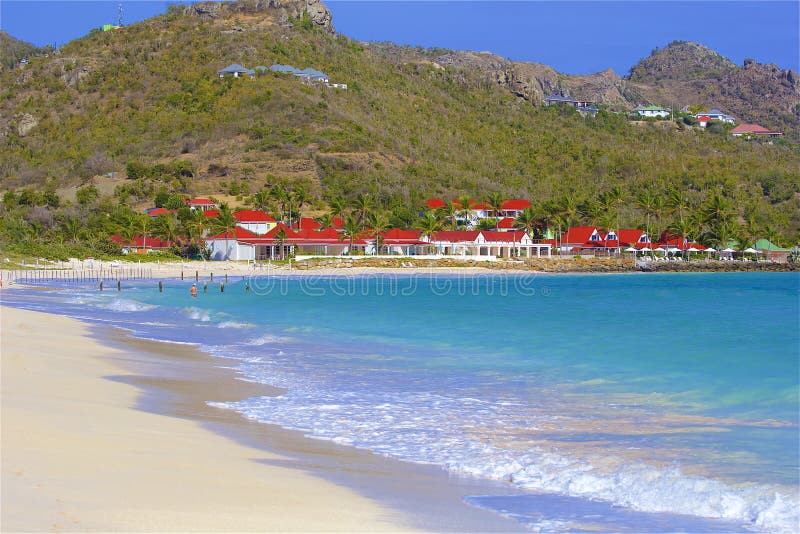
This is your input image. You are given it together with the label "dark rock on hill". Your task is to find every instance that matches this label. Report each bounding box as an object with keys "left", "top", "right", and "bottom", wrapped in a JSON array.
[
  {"left": 186, "top": 0, "right": 334, "bottom": 32},
  {"left": 627, "top": 41, "right": 737, "bottom": 82}
]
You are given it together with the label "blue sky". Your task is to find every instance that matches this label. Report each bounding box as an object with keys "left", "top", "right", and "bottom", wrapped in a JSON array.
[{"left": 1, "top": 1, "right": 798, "bottom": 75}]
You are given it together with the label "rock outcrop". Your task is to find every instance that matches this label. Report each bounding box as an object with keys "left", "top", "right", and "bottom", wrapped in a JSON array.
[{"left": 187, "top": 0, "right": 334, "bottom": 32}]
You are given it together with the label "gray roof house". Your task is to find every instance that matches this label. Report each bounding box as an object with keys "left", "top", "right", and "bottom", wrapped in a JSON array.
[{"left": 218, "top": 64, "right": 255, "bottom": 78}]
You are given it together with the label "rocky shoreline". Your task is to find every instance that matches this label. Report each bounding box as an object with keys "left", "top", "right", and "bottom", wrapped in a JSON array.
[{"left": 292, "top": 257, "right": 799, "bottom": 273}]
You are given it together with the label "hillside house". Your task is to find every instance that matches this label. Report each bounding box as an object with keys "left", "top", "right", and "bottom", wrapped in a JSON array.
[
  {"left": 185, "top": 198, "right": 217, "bottom": 212},
  {"left": 635, "top": 106, "right": 671, "bottom": 119},
  {"left": 544, "top": 95, "right": 596, "bottom": 108},
  {"left": 218, "top": 64, "right": 255, "bottom": 79},
  {"left": 699, "top": 108, "right": 736, "bottom": 124},
  {"left": 730, "top": 123, "right": 783, "bottom": 138}
]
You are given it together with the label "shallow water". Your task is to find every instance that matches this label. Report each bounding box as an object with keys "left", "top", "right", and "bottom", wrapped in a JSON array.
[{"left": 4, "top": 272, "right": 798, "bottom": 532}]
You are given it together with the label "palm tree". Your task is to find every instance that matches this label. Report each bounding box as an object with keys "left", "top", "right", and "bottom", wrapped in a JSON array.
[
  {"left": 271, "top": 184, "right": 288, "bottom": 223},
  {"left": 354, "top": 193, "right": 372, "bottom": 225},
  {"left": 415, "top": 211, "right": 441, "bottom": 239},
  {"left": 438, "top": 201, "right": 460, "bottom": 230},
  {"left": 636, "top": 190, "right": 658, "bottom": 239},
  {"left": 211, "top": 204, "right": 237, "bottom": 259},
  {"left": 327, "top": 195, "right": 347, "bottom": 219},
  {"left": 702, "top": 192, "right": 733, "bottom": 227},
  {"left": 513, "top": 207, "right": 539, "bottom": 238},
  {"left": 340, "top": 213, "right": 362, "bottom": 255},
  {"left": 666, "top": 187, "right": 690, "bottom": 226},
  {"left": 369, "top": 210, "right": 391, "bottom": 255},
  {"left": 61, "top": 217, "right": 83, "bottom": 244},
  {"left": 316, "top": 213, "right": 334, "bottom": 230},
  {"left": 153, "top": 214, "right": 179, "bottom": 245},
  {"left": 274, "top": 227, "right": 287, "bottom": 260},
  {"left": 457, "top": 194, "right": 473, "bottom": 228},
  {"left": 486, "top": 192, "right": 504, "bottom": 218},
  {"left": 251, "top": 189, "right": 272, "bottom": 211}
]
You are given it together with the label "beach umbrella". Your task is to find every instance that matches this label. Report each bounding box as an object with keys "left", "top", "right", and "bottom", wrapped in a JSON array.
[
  {"left": 705, "top": 247, "right": 716, "bottom": 252},
  {"left": 654, "top": 246, "right": 665, "bottom": 252},
  {"left": 744, "top": 247, "right": 758, "bottom": 254},
  {"left": 722, "top": 247, "right": 736, "bottom": 253},
  {"left": 625, "top": 246, "right": 637, "bottom": 252}
]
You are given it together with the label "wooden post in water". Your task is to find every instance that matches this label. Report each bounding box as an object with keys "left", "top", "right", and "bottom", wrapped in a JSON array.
[
  {"left": 195, "top": 271, "right": 199, "bottom": 282},
  {"left": 225, "top": 274, "right": 228, "bottom": 284},
  {"left": 210, "top": 272, "right": 213, "bottom": 282},
  {"left": 159, "top": 281, "right": 163, "bottom": 293},
  {"left": 100, "top": 280, "right": 103, "bottom": 291},
  {"left": 220, "top": 282, "right": 225, "bottom": 293},
  {"left": 117, "top": 279, "right": 121, "bottom": 291},
  {"left": 181, "top": 271, "right": 184, "bottom": 280}
]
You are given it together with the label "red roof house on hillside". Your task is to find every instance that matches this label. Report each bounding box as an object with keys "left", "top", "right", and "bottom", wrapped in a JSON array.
[
  {"left": 425, "top": 198, "right": 447, "bottom": 210},
  {"left": 730, "top": 123, "right": 783, "bottom": 138},
  {"left": 185, "top": 198, "right": 217, "bottom": 211}
]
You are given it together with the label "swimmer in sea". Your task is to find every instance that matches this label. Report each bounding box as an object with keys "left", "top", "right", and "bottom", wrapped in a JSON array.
[{"left": 190, "top": 283, "right": 197, "bottom": 298}]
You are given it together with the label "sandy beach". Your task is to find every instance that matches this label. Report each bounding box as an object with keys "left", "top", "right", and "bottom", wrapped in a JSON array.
[{"left": 0, "top": 305, "right": 410, "bottom": 532}]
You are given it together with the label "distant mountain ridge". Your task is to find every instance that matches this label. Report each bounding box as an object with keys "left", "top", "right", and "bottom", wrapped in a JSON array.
[{"left": 401, "top": 41, "right": 798, "bottom": 137}]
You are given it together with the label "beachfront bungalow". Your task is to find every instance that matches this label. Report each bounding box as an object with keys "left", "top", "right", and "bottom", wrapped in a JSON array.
[
  {"left": 205, "top": 227, "right": 261, "bottom": 260},
  {"left": 380, "top": 229, "right": 426, "bottom": 255},
  {"left": 233, "top": 210, "right": 277, "bottom": 235},
  {"left": 755, "top": 239, "right": 791, "bottom": 261},
  {"left": 635, "top": 106, "right": 671, "bottom": 119},
  {"left": 730, "top": 124, "right": 783, "bottom": 138},
  {"left": 218, "top": 64, "right": 255, "bottom": 79},
  {"left": 560, "top": 226, "right": 603, "bottom": 250},
  {"left": 423, "top": 230, "right": 550, "bottom": 258}
]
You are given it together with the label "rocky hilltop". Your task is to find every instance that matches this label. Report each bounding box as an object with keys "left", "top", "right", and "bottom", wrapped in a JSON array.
[
  {"left": 378, "top": 40, "right": 798, "bottom": 138},
  {"left": 185, "top": 0, "right": 333, "bottom": 32}
]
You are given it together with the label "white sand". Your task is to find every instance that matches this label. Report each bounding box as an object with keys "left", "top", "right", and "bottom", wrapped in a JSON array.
[{"left": 1, "top": 306, "right": 410, "bottom": 532}]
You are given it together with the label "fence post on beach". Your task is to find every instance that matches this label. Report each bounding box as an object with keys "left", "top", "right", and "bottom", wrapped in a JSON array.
[
  {"left": 181, "top": 271, "right": 184, "bottom": 280},
  {"left": 195, "top": 271, "right": 198, "bottom": 282}
]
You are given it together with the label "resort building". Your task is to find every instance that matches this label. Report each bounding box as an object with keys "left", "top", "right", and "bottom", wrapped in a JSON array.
[
  {"left": 423, "top": 230, "right": 551, "bottom": 258},
  {"left": 233, "top": 210, "right": 277, "bottom": 235}
]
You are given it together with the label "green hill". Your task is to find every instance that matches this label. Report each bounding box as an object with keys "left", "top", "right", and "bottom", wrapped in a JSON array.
[{"left": 0, "top": 0, "right": 798, "bottom": 250}]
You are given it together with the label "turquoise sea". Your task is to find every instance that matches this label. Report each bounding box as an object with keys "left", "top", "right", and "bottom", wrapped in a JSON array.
[{"left": 4, "top": 272, "right": 798, "bottom": 531}]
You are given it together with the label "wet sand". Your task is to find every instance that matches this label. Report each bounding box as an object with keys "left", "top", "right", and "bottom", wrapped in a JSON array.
[{"left": 1, "top": 305, "right": 525, "bottom": 532}]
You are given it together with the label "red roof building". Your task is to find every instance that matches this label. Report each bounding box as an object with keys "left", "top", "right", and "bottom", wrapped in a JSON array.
[
  {"left": 497, "top": 217, "right": 516, "bottom": 230},
  {"left": 730, "top": 123, "right": 783, "bottom": 138},
  {"left": 500, "top": 199, "right": 532, "bottom": 211},
  {"left": 203, "top": 209, "right": 220, "bottom": 219},
  {"left": 185, "top": 198, "right": 218, "bottom": 211},
  {"left": 425, "top": 198, "right": 447, "bottom": 210},
  {"left": 561, "top": 226, "right": 602, "bottom": 247},
  {"left": 234, "top": 210, "right": 276, "bottom": 223},
  {"left": 291, "top": 217, "right": 321, "bottom": 231}
]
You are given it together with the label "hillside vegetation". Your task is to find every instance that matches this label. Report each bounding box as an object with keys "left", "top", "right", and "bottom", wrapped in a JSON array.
[{"left": 0, "top": 1, "right": 798, "bottom": 249}]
